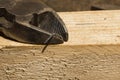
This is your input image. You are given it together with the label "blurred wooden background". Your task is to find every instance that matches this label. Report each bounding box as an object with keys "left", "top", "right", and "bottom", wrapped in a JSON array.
[
  {"left": 14, "top": 0, "right": 120, "bottom": 11},
  {"left": 41, "top": 0, "right": 120, "bottom": 11}
]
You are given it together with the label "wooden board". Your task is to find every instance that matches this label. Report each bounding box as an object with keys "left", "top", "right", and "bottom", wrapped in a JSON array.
[
  {"left": 1, "top": 10, "right": 120, "bottom": 47},
  {"left": 60, "top": 10, "right": 120, "bottom": 45}
]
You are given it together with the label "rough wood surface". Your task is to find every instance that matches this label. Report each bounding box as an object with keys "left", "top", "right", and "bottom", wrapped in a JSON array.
[
  {"left": 1, "top": 10, "right": 120, "bottom": 80},
  {"left": 1, "top": 45, "right": 120, "bottom": 80}
]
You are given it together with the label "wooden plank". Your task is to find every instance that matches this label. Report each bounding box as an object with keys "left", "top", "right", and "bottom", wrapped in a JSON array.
[
  {"left": 60, "top": 10, "right": 120, "bottom": 45},
  {"left": 1, "top": 10, "right": 120, "bottom": 47}
]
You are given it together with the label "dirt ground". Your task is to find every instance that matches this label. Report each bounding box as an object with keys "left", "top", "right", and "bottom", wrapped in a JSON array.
[{"left": 0, "top": 45, "right": 120, "bottom": 80}]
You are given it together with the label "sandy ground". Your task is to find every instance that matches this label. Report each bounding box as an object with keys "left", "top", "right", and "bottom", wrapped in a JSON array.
[{"left": 0, "top": 45, "right": 120, "bottom": 80}]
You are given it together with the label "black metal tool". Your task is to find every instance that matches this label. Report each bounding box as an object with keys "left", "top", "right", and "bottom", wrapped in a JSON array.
[{"left": 0, "top": 0, "right": 68, "bottom": 52}]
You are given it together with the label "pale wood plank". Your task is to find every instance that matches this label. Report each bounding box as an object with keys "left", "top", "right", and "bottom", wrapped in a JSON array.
[
  {"left": 1, "top": 10, "right": 120, "bottom": 46},
  {"left": 61, "top": 10, "right": 120, "bottom": 45}
]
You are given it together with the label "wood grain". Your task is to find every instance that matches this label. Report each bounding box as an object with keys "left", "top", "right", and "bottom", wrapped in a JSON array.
[
  {"left": 60, "top": 10, "right": 120, "bottom": 45},
  {"left": 0, "top": 45, "right": 120, "bottom": 80}
]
